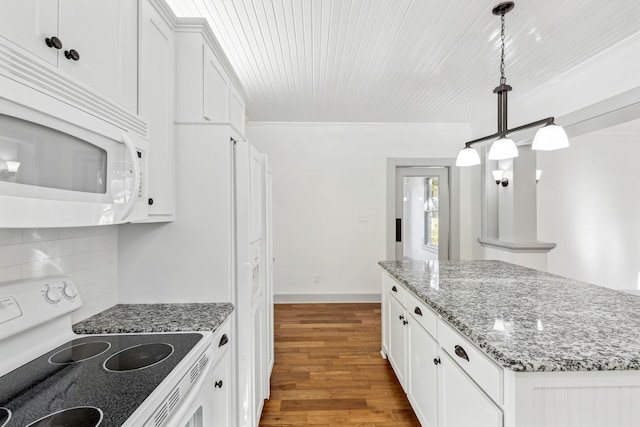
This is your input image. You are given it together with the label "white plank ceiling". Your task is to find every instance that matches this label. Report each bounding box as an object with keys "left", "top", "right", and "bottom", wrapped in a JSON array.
[{"left": 166, "top": 0, "right": 640, "bottom": 123}]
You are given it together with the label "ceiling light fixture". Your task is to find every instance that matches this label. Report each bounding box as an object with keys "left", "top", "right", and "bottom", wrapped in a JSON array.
[{"left": 455, "top": 2, "right": 569, "bottom": 167}]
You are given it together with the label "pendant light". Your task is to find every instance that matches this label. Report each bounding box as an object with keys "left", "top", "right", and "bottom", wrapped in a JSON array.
[{"left": 455, "top": 2, "right": 569, "bottom": 167}]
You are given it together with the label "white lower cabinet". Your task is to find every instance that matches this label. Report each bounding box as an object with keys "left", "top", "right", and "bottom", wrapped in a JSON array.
[
  {"left": 211, "top": 348, "right": 232, "bottom": 426},
  {"left": 387, "top": 293, "right": 408, "bottom": 389},
  {"left": 408, "top": 321, "right": 438, "bottom": 427},
  {"left": 211, "top": 320, "right": 233, "bottom": 427},
  {"left": 438, "top": 351, "right": 502, "bottom": 427},
  {"left": 382, "top": 271, "right": 502, "bottom": 427}
]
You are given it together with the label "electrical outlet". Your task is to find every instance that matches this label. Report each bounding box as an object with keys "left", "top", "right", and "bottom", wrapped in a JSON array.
[{"left": 313, "top": 274, "right": 320, "bottom": 284}]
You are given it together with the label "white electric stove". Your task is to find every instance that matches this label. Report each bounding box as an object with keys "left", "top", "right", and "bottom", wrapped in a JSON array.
[{"left": 0, "top": 276, "right": 214, "bottom": 427}]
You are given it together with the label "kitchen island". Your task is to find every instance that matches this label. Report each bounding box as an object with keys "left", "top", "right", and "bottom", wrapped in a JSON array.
[{"left": 379, "top": 260, "right": 640, "bottom": 427}]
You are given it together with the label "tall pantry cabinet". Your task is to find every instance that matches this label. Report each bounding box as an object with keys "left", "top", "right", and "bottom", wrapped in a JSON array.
[{"left": 118, "top": 2, "right": 273, "bottom": 426}]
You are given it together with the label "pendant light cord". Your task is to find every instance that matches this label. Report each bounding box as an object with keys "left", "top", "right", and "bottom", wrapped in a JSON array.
[{"left": 500, "top": 12, "right": 506, "bottom": 85}]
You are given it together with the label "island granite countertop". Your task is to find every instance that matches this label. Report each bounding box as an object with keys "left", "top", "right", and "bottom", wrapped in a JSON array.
[
  {"left": 379, "top": 260, "right": 640, "bottom": 373},
  {"left": 73, "top": 303, "right": 234, "bottom": 334}
]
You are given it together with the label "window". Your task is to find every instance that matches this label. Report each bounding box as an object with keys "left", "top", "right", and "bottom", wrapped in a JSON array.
[{"left": 423, "top": 177, "right": 439, "bottom": 248}]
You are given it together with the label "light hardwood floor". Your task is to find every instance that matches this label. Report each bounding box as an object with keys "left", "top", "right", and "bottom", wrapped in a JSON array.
[{"left": 259, "top": 303, "right": 420, "bottom": 426}]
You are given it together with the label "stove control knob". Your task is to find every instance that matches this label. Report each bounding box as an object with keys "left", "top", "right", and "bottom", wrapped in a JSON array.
[
  {"left": 44, "top": 287, "right": 62, "bottom": 304},
  {"left": 62, "top": 283, "right": 78, "bottom": 299}
]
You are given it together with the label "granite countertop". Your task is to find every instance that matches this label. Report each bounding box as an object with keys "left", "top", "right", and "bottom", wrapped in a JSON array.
[
  {"left": 73, "top": 303, "right": 234, "bottom": 334},
  {"left": 379, "top": 260, "right": 640, "bottom": 373}
]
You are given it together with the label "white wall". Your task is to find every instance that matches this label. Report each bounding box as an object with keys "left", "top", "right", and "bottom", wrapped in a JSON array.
[
  {"left": 538, "top": 119, "right": 640, "bottom": 290},
  {"left": 0, "top": 226, "right": 118, "bottom": 322},
  {"left": 246, "top": 122, "right": 470, "bottom": 301}
]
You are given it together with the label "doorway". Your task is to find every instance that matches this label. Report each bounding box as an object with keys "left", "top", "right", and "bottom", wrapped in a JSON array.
[{"left": 395, "top": 167, "right": 450, "bottom": 261}]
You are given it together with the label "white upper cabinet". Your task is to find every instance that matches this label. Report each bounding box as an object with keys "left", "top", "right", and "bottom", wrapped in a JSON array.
[
  {"left": 174, "top": 20, "right": 246, "bottom": 137},
  {"left": 203, "top": 45, "right": 230, "bottom": 122},
  {"left": 0, "top": 0, "right": 58, "bottom": 65},
  {"left": 138, "top": 0, "right": 175, "bottom": 220},
  {"left": 230, "top": 84, "right": 246, "bottom": 136},
  {"left": 0, "top": 0, "right": 138, "bottom": 111}
]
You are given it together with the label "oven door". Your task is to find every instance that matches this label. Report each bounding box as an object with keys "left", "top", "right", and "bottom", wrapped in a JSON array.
[
  {"left": 141, "top": 355, "right": 215, "bottom": 427},
  {"left": 0, "top": 102, "right": 147, "bottom": 227}
]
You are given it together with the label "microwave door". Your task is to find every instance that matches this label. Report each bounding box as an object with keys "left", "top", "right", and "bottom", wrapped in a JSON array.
[{"left": 113, "top": 133, "right": 143, "bottom": 222}]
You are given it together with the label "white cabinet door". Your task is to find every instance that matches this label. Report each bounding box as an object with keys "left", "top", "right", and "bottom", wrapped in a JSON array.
[
  {"left": 408, "top": 322, "right": 438, "bottom": 427},
  {"left": 139, "top": 0, "right": 174, "bottom": 219},
  {"left": 212, "top": 350, "right": 232, "bottom": 427},
  {"left": 0, "top": 0, "right": 59, "bottom": 65},
  {"left": 388, "top": 294, "right": 407, "bottom": 389},
  {"left": 252, "top": 300, "right": 265, "bottom": 420},
  {"left": 438, "top": 352, "right": 503, "bottom": 427},
  {"left": 203, "top": 45, "right": 230, "bottom": 122},
  {"left": 58, "top": 0, "right": 138, "bottom": 111},
  {"left": 0, "top": 0, "right": 137, "bottom": 110},
  {"left": 249, "top": 146, "right": 263, "bottom": 243}
]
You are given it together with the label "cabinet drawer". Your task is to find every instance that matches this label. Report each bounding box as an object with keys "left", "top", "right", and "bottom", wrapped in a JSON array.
[
  {"left": 212, "top": 317, "right": 232, "bottom": 363},
  {"left": 385, "top": 275, "right": 406, "bottom": 306},
  {"left": 406, "top": 291, "right": 437, "bottom": 338},
  {"left": 438, "top": 320, "right": 503, "bottom": 405}
]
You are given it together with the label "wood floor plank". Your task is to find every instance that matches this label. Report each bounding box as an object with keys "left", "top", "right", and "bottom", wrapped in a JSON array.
[{"left": 259, "top": 303, "right": 420, "bottom": 426}]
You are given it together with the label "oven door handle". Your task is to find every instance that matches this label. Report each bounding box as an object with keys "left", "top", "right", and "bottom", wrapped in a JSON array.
[
  {"left": 120, "top": 132, "right": 141, "bottom": 221},
  {"left": 162, "top": 345, "right": 214, "bottom": 426}
]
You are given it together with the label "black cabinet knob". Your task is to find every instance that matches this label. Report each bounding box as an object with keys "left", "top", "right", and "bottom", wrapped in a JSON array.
[
  {"left": 148, "top": 198, "right": 154, "bottom": 205},
  {"left": 219, "top": 334, "right": 229, "bottom": 347},
  {"left": 414, "top": 307, "right": 422, "bottom": 316},
  {"left": 64, "top": 49, "right": 80, "bottom": 61},
  {"left": 399, "top": 314, "right": 404, "bottom": 321},
  {"left": 454, "top": 345, "right": 470, "bottom": 362},
  {"left": 433, "top": 357, "right": 441, "bottom": 365},
  {"left": 391, "top": 285, "right": 397, "bottom": 292},
  {"left": 402, "top": 320, "right": 408, "bottom": 325},
  {"left": 45, "top": 36, "right": 62, "bottom": 49},
  {"left": 214, "top": 380, "right": 223, "bottom": 388}
]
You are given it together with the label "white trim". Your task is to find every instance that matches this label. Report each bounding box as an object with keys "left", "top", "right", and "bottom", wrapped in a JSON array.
[{"left": 274, "top": 293, "right": 381, "bottom": 304}]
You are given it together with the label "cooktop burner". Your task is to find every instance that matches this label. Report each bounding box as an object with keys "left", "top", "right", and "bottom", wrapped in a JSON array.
[
  {"left": 0, "top": 333, "right": 203, "bottom": 427},
  {"left": 0, "top": 408, "right": 10, "bottom": 427},
  {"left": 49, "top": 342, "right": 111, "bottom": 364},
  {"left": 26, "top": 407, "right": 102, "bottom": 427},
  {"left": 104, "top": 343, "right": 174, "bottom": 372}
]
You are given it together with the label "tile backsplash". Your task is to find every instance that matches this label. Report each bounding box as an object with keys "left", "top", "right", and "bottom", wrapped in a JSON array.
[{"left": 0, "top": 226, "right": 118, "bottom": 322}]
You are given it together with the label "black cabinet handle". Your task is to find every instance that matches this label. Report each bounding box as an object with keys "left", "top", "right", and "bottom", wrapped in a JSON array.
[
  {"left": 391, "top": 285, "right": 397, "bottom": 293},
  {"left": 148, "top": 198, "right": 154, "bottom": 205},
  {"left": 45, "top": 36, "right": 62, "bottom": 49},
  {"left": 219, "top": 334, "right": 229, "bottom": 347},
  {"left": 433, "top": 357, "right": 441, "bottom": 365},
  {"left": 214, "top": 380, "right": 223, "bottom": 388},
  {"left": 454, "top": 345, "right": 469, "bottom": 362},
  {"left": 402, "top": 320, "right": 408, "bottom": 325},
  {"left": 414, "top": 307, "right": 422, "bottom": 316},
  {"left": 399, "top": 314, "right": 404, "bottom": 321},
  {"left": 64, "top": 49, "right": 80, "bottom": 61}
]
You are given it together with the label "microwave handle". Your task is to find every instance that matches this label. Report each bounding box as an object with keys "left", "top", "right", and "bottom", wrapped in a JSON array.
[{"left": 120, "top": 133, "right": 141, "bottom": 221}]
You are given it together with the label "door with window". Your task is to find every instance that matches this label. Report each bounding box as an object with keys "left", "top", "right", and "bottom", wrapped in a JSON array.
[{"left": 395, "top": 167, "right": 449, "bottom": 261}]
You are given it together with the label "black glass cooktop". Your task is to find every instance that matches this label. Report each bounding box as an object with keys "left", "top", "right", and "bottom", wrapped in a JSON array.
[{"left": 0, "top": 333, "right": 202, "bottom": 427}]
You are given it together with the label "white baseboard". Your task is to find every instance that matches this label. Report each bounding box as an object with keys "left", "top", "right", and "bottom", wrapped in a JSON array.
[{"left": 274, "top": 293, "right": 381, "bottom": 304}]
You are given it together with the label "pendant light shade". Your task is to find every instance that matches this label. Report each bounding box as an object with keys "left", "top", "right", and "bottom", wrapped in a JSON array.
[
  {"left": 488, "top": 137, "right": 518, "bottom": 160},
  {"left": 456, "top": 147, "right": 481, "bottom": 166},
  {"left": 532, "top": 123, "right": 569, "bottom": 151}
]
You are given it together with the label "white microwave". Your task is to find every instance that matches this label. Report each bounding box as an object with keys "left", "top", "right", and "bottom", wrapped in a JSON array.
[{"left": 0, "top": 100, "right": 148, "bottom": 227}]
